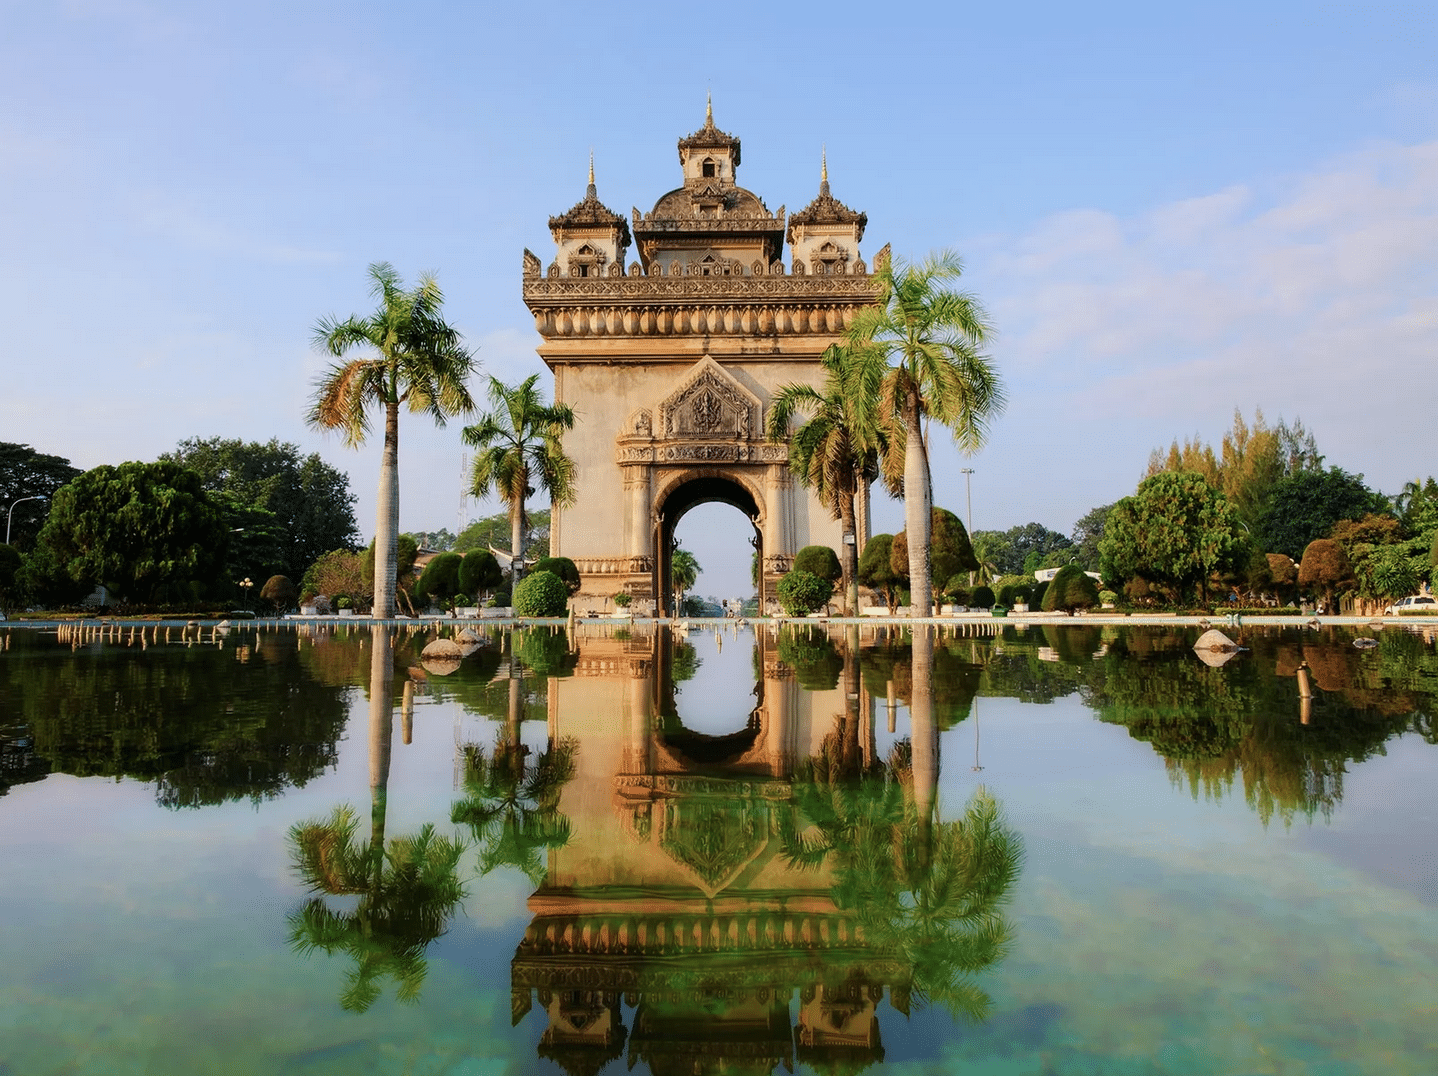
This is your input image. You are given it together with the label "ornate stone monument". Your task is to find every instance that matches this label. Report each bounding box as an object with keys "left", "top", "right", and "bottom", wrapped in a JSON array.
[{"left": 523, "top": 105, "right": 883, "bottom": 614}]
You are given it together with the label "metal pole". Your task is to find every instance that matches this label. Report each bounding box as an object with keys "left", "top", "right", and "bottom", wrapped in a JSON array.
[
  {"left": 961, "top": 469, "right": 975, "bottom": 586},
  {"left": 6, "top": 496, "right": 46, "bottom": 545}
]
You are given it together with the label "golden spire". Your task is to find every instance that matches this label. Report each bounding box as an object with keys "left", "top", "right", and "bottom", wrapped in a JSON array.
[
  {"left": 706, "top": 90, "right": 713, "bottom": 125},
  {"left": 586, "top": 149, "right": 596, "bottom": 199},
  {"left": 821, "top": 145, "right": 828, "bottom": 183},
  {"left": 588, "top": 149, "right": 595, "bottom": 186}
]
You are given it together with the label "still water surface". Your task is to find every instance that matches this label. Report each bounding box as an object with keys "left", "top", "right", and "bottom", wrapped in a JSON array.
[{"left": 1, "top": 620, "right": 1435, "bottom": 1074}]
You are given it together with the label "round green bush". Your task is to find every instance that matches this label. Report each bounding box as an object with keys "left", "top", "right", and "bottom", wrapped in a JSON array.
[
  {"left": 793, "top": 545, "right": 842, "bottom": 583},
  {"left": 513, "top": 571, "right": 568, "bottom": 617},
  {"left": 997, "top": 583, "right": 1023, "bottom": 608},
  {"left": 533, "top": 556, "right": 581, "bottom": 595},
  {"left": 1030, "top": 580, "right": 1050, "bottom": 608},
  {"left": 777, "top": 569, "right": 833, "bottom": 616},
  {"left": 971, "top": 585, "right": 995, "bottom": 608},
  {"left": 947, "top": 583, "right": 971, "bottom": 607},
  {"left": 414, "top": 552, "right": 463, "bottom": 605},
  {"left": 491, "top": 587, "right": 512, "bottom": 608},
  {"left": 1043, "top": 564, "right": 1100, "bottom": 611},
  {"left": 452, "top": 592, "right": 472, "bottom": 608},
  {"left": 458, "top": 549, "right": 503, "bottom": 597}
]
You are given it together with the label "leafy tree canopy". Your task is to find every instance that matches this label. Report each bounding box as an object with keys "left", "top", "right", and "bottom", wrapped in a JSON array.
[
  {"left": 37, "top": 461, "right": 229, "bottom": 603},
  {"left": 0, "top": 442, "right": 82, "bottom": 551},
  {"left": 969, "top": 522, "right": 1071, "bottom": 577},
  {"left": 162, "top": 437, "right": 359, "bottom": 577},
  {"left": 777, "top": 569, "right": 833, "bottom": 616},
  {"left": 1069, "top": 504, "right": 1114, "bottom": 572},
  {"left": 1258, "top": 467, "right": 1384, "bottom": 561},
  {"left": 1099, "top": 471, "right": 1247, "bottom": 602},
  {"left": 532, "top": 556, "right": 581, "bottom": 596}
]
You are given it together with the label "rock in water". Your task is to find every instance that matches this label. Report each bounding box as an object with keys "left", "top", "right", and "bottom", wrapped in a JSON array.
[
  {"left": 421, "top": 638, "right": 465, "bottom": 659},
  {"left": 1194, "top": 628, "right": 1238, "bottom": 652}
]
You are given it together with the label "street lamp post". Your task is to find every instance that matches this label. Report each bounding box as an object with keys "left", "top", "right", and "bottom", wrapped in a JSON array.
[
  {"left": 240, "top": 576, "right": 254, "bottom": 610},
  {"left": 960, "top": 469, "right": 975, "bottom": 586},
  {"left": 6, "top": 496, "right": 47, "bottom": 545}
]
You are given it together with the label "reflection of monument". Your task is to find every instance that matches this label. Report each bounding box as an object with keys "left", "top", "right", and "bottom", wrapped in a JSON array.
[
  {"left": 523, "top": 107, "right": 881, "bottom": 614},
  {"left": 508, "top": 627, "right": 985, "bottom": 1076},
  {"left": 511, "top": 626, "right": 905, "bottom": 1074}
]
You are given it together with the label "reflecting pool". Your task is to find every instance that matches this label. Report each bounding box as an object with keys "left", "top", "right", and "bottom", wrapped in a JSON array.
[{"left": 1, "top": 619, "right": 1436, "bottom": 1074}]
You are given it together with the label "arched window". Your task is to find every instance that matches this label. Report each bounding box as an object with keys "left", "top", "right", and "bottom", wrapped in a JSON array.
[{"left": 702, "top": 158, "right": 717, "bottom": 178}]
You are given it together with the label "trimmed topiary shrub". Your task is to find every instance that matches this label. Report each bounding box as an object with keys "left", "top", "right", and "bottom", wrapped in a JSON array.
[
  {"left": 1043, "top": 564, "right": 1100, "bottom": 611},
  {"left": 777, "top": 569, "right": 833, "bottom": 616},
  {"left": 793, "top": 545, "right": 842, "bottom": 583},
  {"left": 490, "top": 587, "right": 511, "bottom": 608},
  {"left": 513, "top": 571, "right": 568, "bottom": 617},
  {"left": 458, "top": 549, "right": 503, "bottom": 598},
  {"left": 613, "top": 592, "right": 632, "bottom": 608},
  {"left": 1030, "top": 580, "right": 1050, "bottom": 608},
  {"left": 533, "top": 556, "right": 581, "bottom": 596},
  {"left": 859, "top": 534, "right": 903, "bottom": 612},
  {"left": 415, "top": 552, "right": 463, "bottom": 607},
  {"left": 971, "top": 585, "right": 995, "bottom": 608},
  {"left": 997, "top": 583, "right": 1026, "bottom": 608},
  {"left": 452, "top": 592, "right": 472, "bottom": 609},
  {"left": 260, "top": 574, "right": 297, "bottom": 614}
]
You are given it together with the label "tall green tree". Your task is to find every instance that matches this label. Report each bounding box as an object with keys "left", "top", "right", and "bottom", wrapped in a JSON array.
[
  {"left": 0, "top": 442, "right": 81, "bottom": 551},
  {"left": 1099, "top": 471, "right": 1247, "bottom": 603},
  {"left": 768, "top": 344, "right": 893, "bottom": 614},
  {"left": 309, "top": 263, "right": 477, "bottom": 618},
  {"left": 35, "top": 461, "right": 229, "bottom": 603},
  {"left": 162, "top": 437, "right": 359, "bottom": 576},
  {"left": 462, "top": 375, "right": 576, "bottom": 592},
  {"left": 1257, "top": 467, "right": 1383, "bottom": 561},
  {"left": 848, "top": 252, "right": 1005, "bottom": 617}
]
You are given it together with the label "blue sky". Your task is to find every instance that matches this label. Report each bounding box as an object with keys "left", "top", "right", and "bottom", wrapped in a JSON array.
[{"left": 2, "top": 1, "right": 1434, "bottom": 596}]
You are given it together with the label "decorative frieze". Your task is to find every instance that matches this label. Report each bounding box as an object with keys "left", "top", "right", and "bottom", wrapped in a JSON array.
[{"left": 572, "top": 556, "right": 653, "bottom": 575}]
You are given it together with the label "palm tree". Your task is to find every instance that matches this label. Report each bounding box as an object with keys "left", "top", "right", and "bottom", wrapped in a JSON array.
[
  {"left": 670, "top": 543, "right": 700, "bottom": 614},
  {"left": 309, "top": 263, "right": 476, "bottom": 618},
  {"left": 288, "top": 626, "right": 467, "bottom": 1011},
  {"left": 768, "top": 344, "right": 895, "bottom": 615},
  {"left": 848, "top": 251, "right": 1004, "bottom": 618},
  {"left": 462, "top": 375, "right": 577, "bottom": 593}
]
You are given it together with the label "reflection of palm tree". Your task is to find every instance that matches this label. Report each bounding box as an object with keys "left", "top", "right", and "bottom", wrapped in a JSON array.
[
  {"left": 288, "top": 627, "right": 466, "bottom": 1011},
  {"left": 784, "top": 625, "right": 1022, "bottom": 1022},
  {"left": 785, "top": 757, "right": 1021, "bottom": 1022},
  {"left": 451, "top": 735, "right": 577, "bottom": 884},
  {"left": 451, "top": 669, "right": 578, "bottom": 885}
]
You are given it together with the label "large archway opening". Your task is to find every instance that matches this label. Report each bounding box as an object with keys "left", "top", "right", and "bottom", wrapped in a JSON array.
[{"left": 655, "top": 474, "right": 762, "bottom": 617}]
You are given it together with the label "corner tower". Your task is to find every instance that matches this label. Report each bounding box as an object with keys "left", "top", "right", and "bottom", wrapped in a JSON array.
[{"left": 522, "top": 109, "right": 886, "bottom": 615}]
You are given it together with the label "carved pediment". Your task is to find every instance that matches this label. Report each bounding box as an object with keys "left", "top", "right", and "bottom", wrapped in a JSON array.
[{"left": 658, "top": 356, "right": 759, "bottom": 441}]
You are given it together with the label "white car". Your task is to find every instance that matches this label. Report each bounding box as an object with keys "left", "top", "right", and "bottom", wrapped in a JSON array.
[{"left": 1385, "top": 595, "right": 1438, "bottom": 615}]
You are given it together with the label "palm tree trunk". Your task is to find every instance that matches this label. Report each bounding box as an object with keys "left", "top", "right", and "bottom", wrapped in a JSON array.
[
  {"left": 372, "top": 401, "right": 400, "bottom": 619},
  {"left": 510, "top": 495, "right": 525, "bottom": 594},
  {"left": 903, "top": 391, "right": 932, "bottom": 617},
  {"left": 368, "top": 626, "right": 394, "bottom": 880},
  {"left": 839, "top": 486, "right": 859, "bottom": 616},
  {"left": 909, "top": 623, "right": 937, "bottom": 868}
]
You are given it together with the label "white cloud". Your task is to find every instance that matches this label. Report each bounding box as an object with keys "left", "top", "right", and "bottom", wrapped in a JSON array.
[{"left": 974, "top": 139, "right": 1438, "bottom": 499}]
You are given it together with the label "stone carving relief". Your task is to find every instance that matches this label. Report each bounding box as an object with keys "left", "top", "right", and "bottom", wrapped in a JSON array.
[{"left": 658, "top": 357, "right": 760, "bottom": 441}]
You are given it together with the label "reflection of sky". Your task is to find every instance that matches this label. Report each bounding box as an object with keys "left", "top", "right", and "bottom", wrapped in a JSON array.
[{"left": 1, "top": 629, "right": 1437, "bottom": 1073}]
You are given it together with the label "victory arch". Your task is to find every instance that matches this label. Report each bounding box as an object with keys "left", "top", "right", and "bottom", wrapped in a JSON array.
[{"left": 522, "top": 107, "right": 884, "bottom": 615}]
